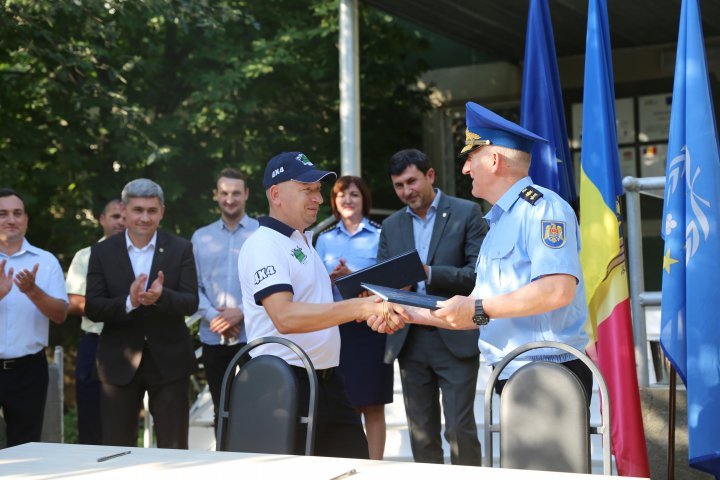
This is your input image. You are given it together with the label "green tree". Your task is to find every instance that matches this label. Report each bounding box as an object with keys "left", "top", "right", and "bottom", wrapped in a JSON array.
[
  {"left": 1, "top": 0, "right": 430, "bottom": 262},
  {"left": 1, "top": 0, "right": 432, "bottom": 420}
]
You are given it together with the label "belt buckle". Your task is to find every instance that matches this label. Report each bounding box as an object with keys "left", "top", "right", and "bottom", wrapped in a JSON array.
[{"left": 2, "top": 360, "right": 15, "bottom": 370}]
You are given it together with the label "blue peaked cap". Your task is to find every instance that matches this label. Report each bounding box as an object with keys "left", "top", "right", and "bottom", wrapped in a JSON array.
[{"left": 460, "top": 102, "right": 548, "bottom": 157}]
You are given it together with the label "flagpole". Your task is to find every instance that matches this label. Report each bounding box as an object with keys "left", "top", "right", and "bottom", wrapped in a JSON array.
[{"left": 668, "top": 365, "right": 676, "bottom": 480}]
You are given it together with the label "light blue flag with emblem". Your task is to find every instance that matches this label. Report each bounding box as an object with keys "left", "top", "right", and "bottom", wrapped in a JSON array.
[
  {"left": 660, "top": 0, "right": 720, "bottom": 476},
  {"left": 520, "top": 0, "right": 577, "bottom": 204}
]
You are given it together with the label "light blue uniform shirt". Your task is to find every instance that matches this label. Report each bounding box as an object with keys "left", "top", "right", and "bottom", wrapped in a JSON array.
[
  {"left": 473, "top": 177, "right": 588, "bottom": 379},
  {"left": 1, "top": 239, "right": 67, "bottom": 358},
  {"left": 191, "top": 215, "right": 260, "bottom": 345},
  {"left": 315, "top": 218, "right": 380, "bottom": 301},
  {"left": 407, "top": 189, "right": 441, "bottom": 293}
]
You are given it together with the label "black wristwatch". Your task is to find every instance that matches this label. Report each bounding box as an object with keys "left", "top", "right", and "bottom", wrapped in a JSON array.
[{"left": 472, "top": 299, "right": 490, "bottom": 326}]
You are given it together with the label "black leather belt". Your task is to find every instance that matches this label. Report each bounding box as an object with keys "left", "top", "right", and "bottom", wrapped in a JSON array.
[
  {"left": 414, "top": 324, "right": 437, "bottom": 332},
  {"left": 292, "top": 365, "right": 336, "bottom": 380},
  {"left": 1, "top": 350, "right": 44, "bottom": 371}
]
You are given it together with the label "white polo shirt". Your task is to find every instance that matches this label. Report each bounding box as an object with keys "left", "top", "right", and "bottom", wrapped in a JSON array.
[{"left": 239, "top": 216, "right": 340, "bottom": 369}]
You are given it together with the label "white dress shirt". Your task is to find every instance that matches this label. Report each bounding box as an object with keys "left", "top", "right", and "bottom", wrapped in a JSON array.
[{"left": 124, "top": 230, "right": 157, "bottom": 312}]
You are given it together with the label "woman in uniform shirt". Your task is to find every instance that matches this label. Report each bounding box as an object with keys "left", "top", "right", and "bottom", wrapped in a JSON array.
[{"left": 315, "top": 176, "right": 393, "bottom": 460}]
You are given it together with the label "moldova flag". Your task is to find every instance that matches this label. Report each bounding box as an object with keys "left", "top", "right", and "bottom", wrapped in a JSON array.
[{"left": 578, "top": 0, "right": 650, "bottom": 477}]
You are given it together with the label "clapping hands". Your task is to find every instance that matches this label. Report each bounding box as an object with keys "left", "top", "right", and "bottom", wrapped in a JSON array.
[
  {"left": 129, "top": 271, "right": 164, "bottom": 307},
  {"left": 329, "top": 259, "right": 352, "bottom": 283},
  {"left": 0, "top": 259, "right": 14, "bottom": 300},
  {"left": 0, "top": 260, "right": 40, "bottom": 300}
]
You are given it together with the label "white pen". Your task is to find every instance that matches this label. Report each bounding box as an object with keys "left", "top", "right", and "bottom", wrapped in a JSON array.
[{"left": 329, "top": 468, "right": 357, "bottom": 480}]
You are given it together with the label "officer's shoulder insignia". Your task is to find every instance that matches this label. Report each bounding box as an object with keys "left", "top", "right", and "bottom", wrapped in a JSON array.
[
  {"left": 369, "top": 219, "right": 382, "bottom": 229},
  {"left": 519, "top": 186, "right": 543, "bottom": 205},
  {"left": 318, "top": 222, "right": 339, "bottom": 236},
  {"left": 541, "top": 220, "right": 567, "bottom": 248}
]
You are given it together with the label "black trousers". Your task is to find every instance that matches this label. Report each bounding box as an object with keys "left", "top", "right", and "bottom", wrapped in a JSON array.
[
  {"left": 291, "top": 366, "right": 369, "bottom": 459},
  {"left": 100, "top": 348, "right": 189, "bottom": 449},
  {"left": 398, "top": 326, "right": 482, "bottom": 466},
  {"left": 201, "top": 342, "right": 244, "bottom": 424},
  {"left": 76, "top": 332, "right": 102, "bottom": 445},
  {"left": 0, "top": 350, "right": 48, "bottom": 447}
]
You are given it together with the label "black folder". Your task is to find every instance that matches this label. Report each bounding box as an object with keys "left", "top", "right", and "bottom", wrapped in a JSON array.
[
  {"left": 361, "top": 283, "right": 447, "bottom": 310},
  {"left": 334, "top": 249, "right": 426, "bottom": 300}
]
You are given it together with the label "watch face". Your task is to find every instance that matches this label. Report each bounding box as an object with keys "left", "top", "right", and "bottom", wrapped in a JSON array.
[
  {"left": 473, "top": 299, "right": 489, "bottom": 325},
  {"left": 473, "top": 314, "right": 489, "bottom": 326}
]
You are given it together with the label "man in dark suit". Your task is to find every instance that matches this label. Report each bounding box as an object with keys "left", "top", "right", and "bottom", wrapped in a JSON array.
[
  {"left": 86, "top": 178, "right": 199, "bottom": 449},
  {"left": 378, "top": 149, "right": 488, "bottom": 466}
]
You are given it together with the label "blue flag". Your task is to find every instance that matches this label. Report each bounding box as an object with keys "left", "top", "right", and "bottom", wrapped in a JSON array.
[
  {"left": 661, "top": 0, "right": 720, "bottom": 476},
  {"left": 520, "top": 0, "right": 576, "bottom": 204}
]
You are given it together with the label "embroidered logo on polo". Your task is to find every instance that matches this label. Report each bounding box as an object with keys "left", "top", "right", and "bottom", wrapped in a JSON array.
[
  {"left": 541, "top": 220, "right": 566, "bottom": 248},
  {"left": 254, "top": 266, "right": 277, "bottom": 285},
  {"left": 291, "top": 246, "right": 308, "bottom": 264}
]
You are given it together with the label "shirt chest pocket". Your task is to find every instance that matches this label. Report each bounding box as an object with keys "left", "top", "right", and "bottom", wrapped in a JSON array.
[{"left": 488, "top": 240, "right": 518, "bottom": 293}]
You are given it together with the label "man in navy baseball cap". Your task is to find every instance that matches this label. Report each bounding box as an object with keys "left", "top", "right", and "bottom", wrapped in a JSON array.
[
  {"left": 263, "top": 151, "right": 337, "bottom": 190},
  {"left": 238, "top": 151, "right": 403, "bottom": 460}
]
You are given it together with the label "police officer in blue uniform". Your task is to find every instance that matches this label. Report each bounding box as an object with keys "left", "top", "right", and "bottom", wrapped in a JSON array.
[{"left": 370, "top": 102, "right": 592, "bottom": 398}]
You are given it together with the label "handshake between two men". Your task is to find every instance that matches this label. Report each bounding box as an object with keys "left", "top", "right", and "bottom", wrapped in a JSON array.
[{"left": 363, "top": 294, "right": 479, "bottom": 334}]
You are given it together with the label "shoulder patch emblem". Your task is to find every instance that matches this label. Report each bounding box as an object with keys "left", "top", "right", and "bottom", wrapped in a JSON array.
[
  {"left": 519, "top": 186, "right": 543, "bottom": 205},
  {"left": 541, "top": 220, "right": 566, "bottom": 248},
  {"left": 291, "top": 246, "right": 308, "bottom": 264}
]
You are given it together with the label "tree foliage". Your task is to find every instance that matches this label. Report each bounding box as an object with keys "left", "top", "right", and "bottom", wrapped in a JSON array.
[{"left": 0, "top": 0, "right": 431, "bottom": 264}]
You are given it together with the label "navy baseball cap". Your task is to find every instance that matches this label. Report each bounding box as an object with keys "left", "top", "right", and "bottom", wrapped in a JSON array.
[
  {"left": 263, "top": 152, "right": 337, "bottom": 190},
  {"left": 459, "top": 102, "right": 548, "bottom": 159}
]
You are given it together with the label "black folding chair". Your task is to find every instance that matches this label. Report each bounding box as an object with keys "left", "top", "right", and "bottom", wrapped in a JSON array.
[
  {"left": 215, "top": 336, "right": 318, "bottom": 455},
  {"left": 484, "top": 341, "right": 611, "bottom": 475}
]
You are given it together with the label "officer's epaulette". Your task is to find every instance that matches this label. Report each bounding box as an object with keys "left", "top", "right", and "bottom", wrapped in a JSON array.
[
  {"left": 318, "top": 222, "right": 339, "bottom": 236},
  {"left": 519, "top": 186, "right": 543, "bottom": 205},
  {"left": 368, "top": 219, "right": 382, "bottom": 229}
]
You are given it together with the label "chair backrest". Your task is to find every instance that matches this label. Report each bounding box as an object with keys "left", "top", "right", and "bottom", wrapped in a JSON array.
[
  {"left": 484, "top": 341, "right": 611, "bottom": 475},
  {"left": 41, "top": 347, "right": 64, "bottom": 443},
  {"left": 215, "top": 337, "right": 318, "bottom": 456},
  {"left": 500, "top": 361, "right": 590, "bottom": 472}
]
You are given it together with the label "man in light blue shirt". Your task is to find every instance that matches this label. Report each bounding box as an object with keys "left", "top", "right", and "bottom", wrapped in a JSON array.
[
  {"left": 191, "top": 168, "right": 259, "bottom": 422},
  {"left": 379, "top": 103, "right": 592, "bottom": 400},
  {"left": 0, "top": 188, "right": 68, "bottom": 447}
]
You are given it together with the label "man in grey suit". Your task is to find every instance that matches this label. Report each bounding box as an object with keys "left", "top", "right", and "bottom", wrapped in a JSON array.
[{"left": 378, "top": 149, "right": 488, "bottom": 466}]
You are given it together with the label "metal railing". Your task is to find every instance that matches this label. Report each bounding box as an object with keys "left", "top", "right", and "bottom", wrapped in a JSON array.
[{"left": 622, "top": 175, "right": 665, "bottom": 387}]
